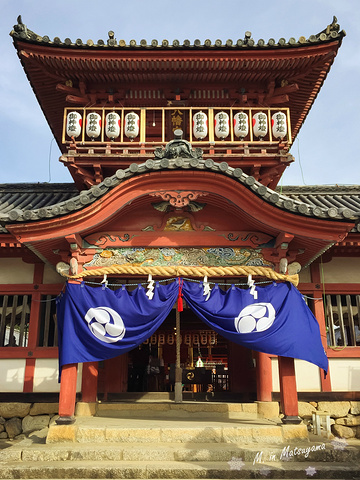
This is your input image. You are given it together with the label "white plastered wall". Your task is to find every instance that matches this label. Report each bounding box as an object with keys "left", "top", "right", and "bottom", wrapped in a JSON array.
[
  {"left": 328, "top": 358, "right": 360, "bottom": 391},
  {"left": 33, "top": 359, "right": 83, "bottom": 393},
  {"left": 272, "top": 357, "right": 360, "bottom": 392},
  {"left": 322, "top": 257, "right": 360, "bottom": 283},
  {"left": 0, "top": 258, "right": 34, "bottom": 284},
  {"left": 0, "top": 359, "right": 26, "bottom": 392},
  {"left": 43, "top": 265, "right": 66, "bottom": 284},
  {"left": 271, "top": 357, "right": 321, "bottom": 392}
]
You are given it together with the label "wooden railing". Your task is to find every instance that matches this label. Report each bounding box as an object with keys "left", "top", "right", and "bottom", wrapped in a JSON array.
[
  {"left": 326, "top": 294, "right": 360, "bottom": 347},
  {"left": 0, "top": 295, "right": 30, "bottom": 347},
  {"left": 0, "top": 294, "right": 58, "bottom": 348}
]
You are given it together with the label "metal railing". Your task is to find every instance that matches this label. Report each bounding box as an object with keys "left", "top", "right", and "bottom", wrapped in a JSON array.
[{"left": 62, "top": 106, "right": 292, "bottom": 147}]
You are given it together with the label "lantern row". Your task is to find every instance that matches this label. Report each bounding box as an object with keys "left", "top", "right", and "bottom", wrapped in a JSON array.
[
  {"left": 143, "top": 331, "right": 218, "bottom": 346},
  {"left": 66, "top": 110, "right": 287, "bottom": 141}
]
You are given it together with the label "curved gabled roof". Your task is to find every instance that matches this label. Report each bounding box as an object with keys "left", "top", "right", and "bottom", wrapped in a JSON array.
[{"left": 1, "top": 159, "right": 359, "bottom": 228}]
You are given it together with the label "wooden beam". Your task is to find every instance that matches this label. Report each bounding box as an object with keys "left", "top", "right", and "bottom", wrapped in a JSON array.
[
  {"left": 275, "top": 232, "right": 294, "bottom": 249},
  {"left": 65, "top": 233, "right": 83, "bottom": 250}
]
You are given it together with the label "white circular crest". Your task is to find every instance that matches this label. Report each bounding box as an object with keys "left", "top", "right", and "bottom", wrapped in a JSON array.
[
  {"left": 235, "top": 302, "right": 276, "bottom": 334},
  {"left": 84, "top": 307, "right": 126, "bottom": 343}
]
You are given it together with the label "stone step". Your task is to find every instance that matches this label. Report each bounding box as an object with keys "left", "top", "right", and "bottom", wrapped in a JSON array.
[
  {"left": 2, "top": 441, "right": 359, "bottom": 464},
  {"left": 94, "top": 401, "right": 260, "bottom": 416},
  {"left": 47, "top": 415, "right": 308, "bottom": 444},
  {"left": 0, "top": 459, "right": 358, "bottom": 479}
]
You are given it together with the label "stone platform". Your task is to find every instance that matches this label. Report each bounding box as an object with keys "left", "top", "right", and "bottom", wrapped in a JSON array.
[
  {"left": 0, "top": 401, "right": 359, "bottom": 478},
  {"left": 48, "top": 401, "right": 307, "bottom": 444}
]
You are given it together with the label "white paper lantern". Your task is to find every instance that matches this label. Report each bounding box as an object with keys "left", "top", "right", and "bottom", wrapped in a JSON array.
[
  {"left": 66, "top": 111, "right": 82, "bottom": 138},
  {"left": 124, "top": 112, "right": 140, "bottom": 139},
  {"left": 193, "top": 111, "right": 208, "bottom": 140},
  {"left": 252, "top": 111, "right": 268, "bottom": 139},
  {"left": 271, "top": 111, "right": 287, "bottom": 139},
  {"left": 86, "top": 112, "right": 101, "bottom": 139},
  {"left": 214, "top": 111, "right": 230, "bottom": 139},
  {"left": 105, "top": 112, "right": 121, "bottom": 140},
  {"left": 234, "top": 112, "right": 249, "bottom": 139}
]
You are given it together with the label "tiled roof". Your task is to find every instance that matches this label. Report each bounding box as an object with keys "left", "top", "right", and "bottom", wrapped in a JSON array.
[
  {"left": 276, "top": 185, "right": 360, "bottom": 212},
  {"left": 0, "top": 162, "right": 359, "bottom": 231},
  {"left": 11, "top": 16, "right": 345, "bottom": 50}
]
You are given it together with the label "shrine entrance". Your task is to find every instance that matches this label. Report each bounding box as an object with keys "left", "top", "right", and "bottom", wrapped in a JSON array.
[{"left": 96, "top": 305, "right": 257, "bottom": 402}]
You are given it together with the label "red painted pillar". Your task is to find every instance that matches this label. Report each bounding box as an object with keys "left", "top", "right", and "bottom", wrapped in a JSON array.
[
  {"left": 56, "top": 363, "right": 78, "bottom": 424},
  {"left": 278, "top": 356, "right": 300, "bottom": 424},
  {"left": 256, "top": 352, "right": 272, "bottom": 401},
  {"left": 81, "top": 362, "right": 98, "bottom": 403}
]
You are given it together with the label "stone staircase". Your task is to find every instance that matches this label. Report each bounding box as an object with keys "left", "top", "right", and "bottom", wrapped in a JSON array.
[{"left": 0, "top": 402, "right": 359, "bottom": 479}]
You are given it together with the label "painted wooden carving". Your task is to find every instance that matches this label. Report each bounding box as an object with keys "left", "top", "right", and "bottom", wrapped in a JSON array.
[
  {"left": 83, "top": 247, "right": 274, "bottom": 270},
  {"left": 149, "top": 191, "right": 208, "bottom": 209}
]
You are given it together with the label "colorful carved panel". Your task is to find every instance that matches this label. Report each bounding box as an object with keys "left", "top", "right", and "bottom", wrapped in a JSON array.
[
  {"left": 83, "top": 247, "right": 274, "bottom": 270},
  {"left": 83, "top": 231, "right": 274, "bottom": 248}
]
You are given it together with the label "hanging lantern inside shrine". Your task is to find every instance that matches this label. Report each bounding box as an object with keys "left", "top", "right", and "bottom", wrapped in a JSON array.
[
  {"left": 66, "top": 111, "right": 82, "bottom": 138},
  {"left": 214, "top": 111, "right": 230, "bottom": 139},
  {"left": 86, "top": 112, "right": 101, "bottom": 139},
  {"left": 252, "top": 111, "right": 268, "bottom": 139},
  {"left": 193, "top": 111, "right": 208, "bottom": 140},
  {"left": 271, "top": 111, "right": 287, "bottom": 139},
  {"left": 105, "top": 112, "right": 121, "bottom": 140},
  {"left": 124, "top": 111, "right": 140, "bottom": 139},
  {"left": 233, "top": 111, "right": 249, "bottom": 139}
]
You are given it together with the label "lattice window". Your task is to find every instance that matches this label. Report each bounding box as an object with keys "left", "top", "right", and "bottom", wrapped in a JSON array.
[
  {"left": 325, "top": 294, "right": 360, "bottom": 347},
  {"left": 0, "top": 295, "right": 31, "bottom": 347}
]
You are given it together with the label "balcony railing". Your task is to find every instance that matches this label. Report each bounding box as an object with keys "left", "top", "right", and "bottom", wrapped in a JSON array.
[{"left": 62, "top": 106, "right": 292, "bottom": 149}]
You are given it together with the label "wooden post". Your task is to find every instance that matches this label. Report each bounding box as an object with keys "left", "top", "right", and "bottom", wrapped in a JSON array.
[
  {"left": 310, "top": 263, "right": 332, "bottom": 392},
  {"left": 278, "top": 356, "right": 301, "bottom": 424},
  {"left": 174, "top": 307, "right": 183, "bottom": 403},
  {"left": 256, "top": 351, "right": 272, "bottom": 402},
  {"left": 56, "top": 363, "right": 78, "bottom": 424},
  {"left": 81, "top": 362, "right": 98, "bottom": 403}
]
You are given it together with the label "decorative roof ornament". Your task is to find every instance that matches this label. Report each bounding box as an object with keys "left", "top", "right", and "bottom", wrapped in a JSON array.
[
  {"left": 107, "top": 30, "right": 117, "bottom": 47},
  {"left": 154, "top": 129, "right": 203, "bottom": 160},
  {"left": 13, "top": 15, "right": 38, "bottom": 41}
]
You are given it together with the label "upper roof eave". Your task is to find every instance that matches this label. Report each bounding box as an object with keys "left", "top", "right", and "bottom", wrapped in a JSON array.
[{"left": 10, "top": 15, "right": 345, "bottom": 52}]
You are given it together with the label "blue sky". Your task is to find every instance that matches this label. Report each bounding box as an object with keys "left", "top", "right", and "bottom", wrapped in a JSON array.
[{"left": 1, "top": 0, "right": 359, "bottom": 186}]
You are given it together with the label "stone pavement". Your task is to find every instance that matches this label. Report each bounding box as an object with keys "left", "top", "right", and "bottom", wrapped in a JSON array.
[{"left": 0, "top": 401, "right": 359, "bottom": 479}]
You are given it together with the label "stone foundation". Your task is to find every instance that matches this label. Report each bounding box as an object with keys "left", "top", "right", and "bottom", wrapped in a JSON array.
[
  {"left": 0, "top": 402, "right": 58, "bottom": 440},
  {"left": 297, "top": 400, "right": 360, "bottom": 439},
  {"left": 1, "top": 400, "right": 360, "bottom": 441}
]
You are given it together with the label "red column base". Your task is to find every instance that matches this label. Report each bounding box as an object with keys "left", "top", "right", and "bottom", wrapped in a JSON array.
[
  {"left": 281, "top": 415, "right": 302, "bottom": 424},
  {"left": 278, "top": 356, "right": 300, "bottom": 420},
  {"left": 55, "top": 416, "right": 76, "bottom": 425},
  {"left": 57, "top": 363, "right": 78, "bottom": 423}
]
